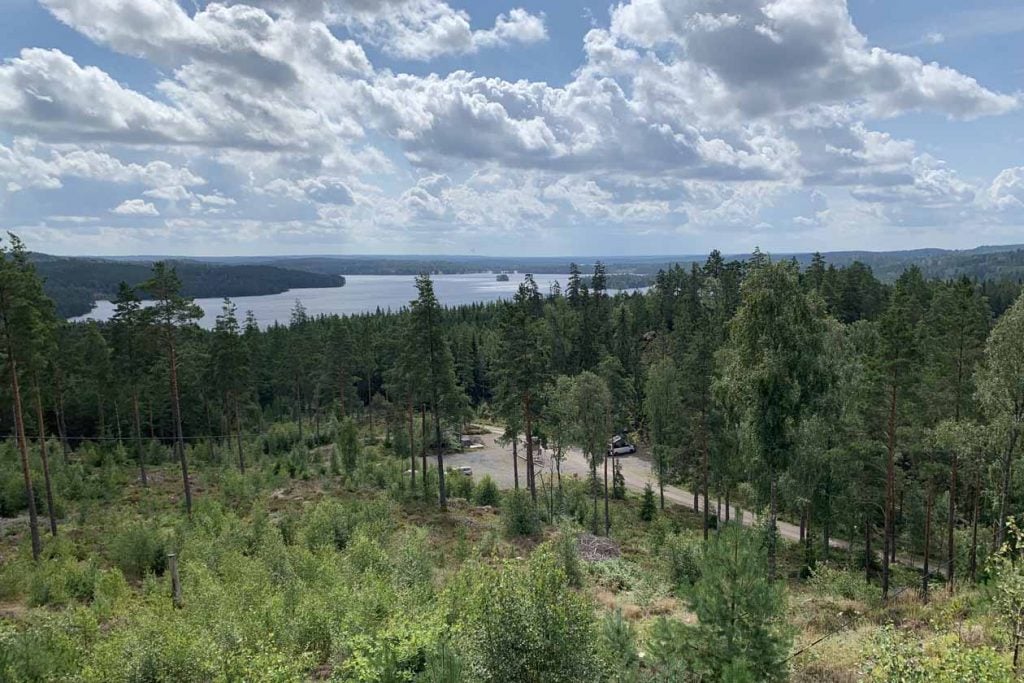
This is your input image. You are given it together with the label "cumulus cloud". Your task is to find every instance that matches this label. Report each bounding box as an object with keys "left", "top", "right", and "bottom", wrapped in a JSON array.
[
  {"left": 111, "top": 198, "right": 159, "bottom": 215},
  {"left": 0, "top": 139, "right": 204, "bottom": 192},
  {"left": 3, "top": 0, "right": 1021, "bottom": 253},
  {"left": 607, "top": 0, "right": 1017, "bottom": 120}
]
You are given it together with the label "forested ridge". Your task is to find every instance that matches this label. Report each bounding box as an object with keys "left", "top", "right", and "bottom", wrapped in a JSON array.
[
  {"left": 4, "top": 234, "right": 1024, "bottom": 680},
  {"left": 30, "top": 254, "right": 346, "bottom": 318}
]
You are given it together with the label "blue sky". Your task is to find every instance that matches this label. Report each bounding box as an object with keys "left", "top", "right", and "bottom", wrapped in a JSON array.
[{"left": 1, "top": 0, "right": 1022, "bottom": 256}]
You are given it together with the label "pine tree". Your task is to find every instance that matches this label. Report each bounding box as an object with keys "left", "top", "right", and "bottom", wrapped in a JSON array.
[
  {"left": 111, "top": 283, "right": 149, "bottom": 485},
  {"left": 142, "top": 262, "right": 202, "bottom": 516},
  {"left": 210, "top": 298, "right": 250, "bottom": 472},
  {"left": 0, "top": 235, "right": 44, "bottom": 558},
  {"left": 640, "top": 483, "right": 657, "bottom": 522},
  {"left": 645, "top": 357, "right": 683, "bottom": 510},
  {"left": 494, "top": 276, "right": 549, "bottom": 501},
  {"left": 977, "top": 291, "right": 1024, "bottom": 552},
  {"left": 409, "top": 275, "right": 464, "bottom": 510}
]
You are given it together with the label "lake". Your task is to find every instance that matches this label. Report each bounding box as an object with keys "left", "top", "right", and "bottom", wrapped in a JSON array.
[{"left": 70, "top": 272, "right": 581, "bottom": 328}]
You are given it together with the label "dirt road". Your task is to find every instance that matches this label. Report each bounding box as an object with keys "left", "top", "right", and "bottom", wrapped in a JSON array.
[
  {"left": 446, "top": 426, "right": 941, "bottom": 576},
  {"left": 446, "top": 427, "right": 801, "bottom": 541}
]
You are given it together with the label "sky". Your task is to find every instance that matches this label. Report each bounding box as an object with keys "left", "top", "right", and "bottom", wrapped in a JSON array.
[{"left": 1, "top": 0, "right": 1023, "bottom": 257}]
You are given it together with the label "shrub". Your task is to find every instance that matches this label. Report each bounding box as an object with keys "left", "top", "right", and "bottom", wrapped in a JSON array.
[
  {"left": 265, "top": 421, "right": 302, "bottom": 455},
  {"left": 473, "top": 476, "right": 499, "bottom": 507},
  {"left": 552, "top": 530, "right": 583, "bottom": 589},
  {"left": 662, "top": 533, "right": 702, "bottom": 593},
  {"left": 447, "top": 470, "right": 473, "bottom": 500},
  {"left": 25, "top": 550, "right": 99, "bottom": 607},
  {"left": 649, "top": 527, "right": 791, "bottom": 682},
  {"left": 302, "top": 498, "right": 395, "bottom": 552},
  {"left": 640, "top": 483, "right": 657, "bottom": 522},
  {"left": 108, "top": 522, "right": 168, "bottom": 580},
  {"left": 463, "top": 549, "right": 598, "bottom": 682},
  {"left": 503, "top": 490, "right": 541, "bottom": 538},
  {"left": 336, "top": 418, "right": 361, "bottom": 475}
]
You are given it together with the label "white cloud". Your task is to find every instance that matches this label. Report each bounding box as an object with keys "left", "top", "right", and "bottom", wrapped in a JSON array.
[
  {"left": 111, "top": 198, "right": 159, "bottom": 215},
  {"left": 607, "top": 0, "right": 1017, "bottom": 120},
  {"left": 0, "top": 139, "right": 204, "bottom": 192},
  {"left": 0, "top": 48, "right": 204, "bottom": 144},
  {"left": 2, "top": 0, "right": 1020, "bottom": 253}
]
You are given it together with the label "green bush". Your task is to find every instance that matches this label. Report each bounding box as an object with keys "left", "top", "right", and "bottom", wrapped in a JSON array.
[
  {"left": 302, "top": 498, "right": 395, "bottom": 551},
  {"left": 28, "top": 557, "right": 99, "bottom": 607},
  {"left": 662, "top": 533, "right": 702, "bottom": 593},
  {"left": 640, "top": 483, "right": 657, "bottom": 522},
  {"left": 265, "top": 421, "right": 302, "bottom": 455},
  {"left": 473, "top": 476, "right": 499, "bottom": 507},
  {"left": 108, "top": 522, "right": 169, "bottom": 580},
  {"left": 463, "top": 549, "right": 598, "bottom": 682},
  {"left": 502, "top": 489, "right": 541, "bottom": 538},
  {"left": 447, "top": 470, "right": 473, "bottom": 500},
  {"left": 551, "top": 530, "right": 583, "bottom": 589}
]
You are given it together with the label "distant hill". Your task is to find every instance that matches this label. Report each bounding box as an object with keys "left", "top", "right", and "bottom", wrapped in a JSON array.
[
  {"left": 141, "top": 244, "right": 1024, "bottom": 283},
  {"left": 30, "top": 255, "right": 346, "bottom": 318}
]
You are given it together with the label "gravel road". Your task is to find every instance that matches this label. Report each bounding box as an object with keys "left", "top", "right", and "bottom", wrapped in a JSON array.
[{"left": 446, "top": 426, "right": 941, "bottom": 575}]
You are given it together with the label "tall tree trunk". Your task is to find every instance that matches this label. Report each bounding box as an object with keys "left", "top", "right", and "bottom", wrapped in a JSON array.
[
  {"left": 804, "top": 503, "right": 813, "bottom": 571},
  {"left": 864, "top": 515, "right": 872, "bottom": 584},
  {"left": 556, "top": 446, "right": 563, "bottom": 491},
  {"left": 724, "top": 486, "right": 730, "bottom": 523},
  {"left": 883, "top": 378, "right": 898, "bottom": 602},
  {"left": 970, "top": 473, "right": 980, "bottom": 582},
  {"left": 54, "top": 371, "right": 70, "bottom": 462},
  {"left": 947, "top": 450, "right": 957, "bottom": 593},
  {"left": 420, "top": 405, "right": 428, "bottom": 495},
  {"left": 524, "top": 393, "right": 536, "bottom": 502},
  {"left": 168, "top": 342, "right": 192, "bottom": 516},
  {"left": 996, "top": 426, "right": 1020, "bottom": 551},
  {"left": 604, "top": 452, "right": 610, "bottom": 536},
  {"left": 9, "top": 355, "right": 40, "bottom": 561},
  {"left": 768, "top": 468, "right": 778, "bottom": 582},
  {"left": 342, "top": 370, "right": 350, "bottom": 419},
  {"left": 132, "top": 388, "right": 146, "bottom": 486},
  {"left": 922, "top": 487, "right": 933, "bottom": 601},
  {"left": 433, "top": 390, "right": 446, "bottom": 510},
  {"left": 512, "top": 434, "right": 520, "bottom": 491},
  {"left": 658, "top": 455, "right": 665, "bottom": 510},
  {"left": 33, "top": 380, "right": 57, "bottom": 537},
  {"left": 701, "top": 407, "right": 710, "bottom": 540},
  {"left": 823, "top": 515, "right": 830, "bottom": 561},
  {"left": 235, "top": 397, "right": 245, "bottom": 474},
  {"left": 114, "top": 400, "right": 123, "bottom": 445},
  {"left": 407, "top": 396, "right": 415, "bottom": 488}
]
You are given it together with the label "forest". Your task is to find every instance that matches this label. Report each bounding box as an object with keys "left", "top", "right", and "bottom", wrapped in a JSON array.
[
  {"left": 4, "top": 232, "right": 1024, "bottom": 681},
  {"left": 29, "top": 254, "right": 346, "bottom": 318}
]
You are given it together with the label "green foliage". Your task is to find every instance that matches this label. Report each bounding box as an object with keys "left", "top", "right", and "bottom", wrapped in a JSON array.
[
  {"left": 502, "top": 489, "right": 541, "bottom": 538},
  {"left": 446, "top": 469, "right": 473, "bottom": 500},
  {"left": 599, "top": 609, "right": 639, "bottom": 681},
  {"left": 302, "top": 497, "right": 395, "bottom": 552},
  {"left": 463, "top": 549, "right": 598, "bottom": 682},
  {"left": 866, "top": 627, "right": 1013, "bottom": 682},
  {"left": 661, "top": 532, "right": 702, "bottom": 593},
  {"left": 649, "top": 527, "right": 792, "bottom": 682},
  {"left": 336, "top": 417, "right": 361, "bottom": 475},
  {"left": 473, "top": 475, "right": 499, "bottom": 507},
  {"left": 640, "top": 483, "right": 657, "bottom": 522},
  {"left": 108, "top": 521, "right": 170, "bottom": 581},
  {"left": 551, "top": 529, "right": 584, "bottom": 589}
]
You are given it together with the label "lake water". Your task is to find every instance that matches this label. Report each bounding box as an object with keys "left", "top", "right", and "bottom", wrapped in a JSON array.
[{"left": 70, "top": 272, "right": 579, "bottom": 328}]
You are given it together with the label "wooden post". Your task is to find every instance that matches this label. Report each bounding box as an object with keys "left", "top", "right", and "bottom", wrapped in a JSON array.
[{"left": 168, "top": 553, "right": 182, "bottom": 608}]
